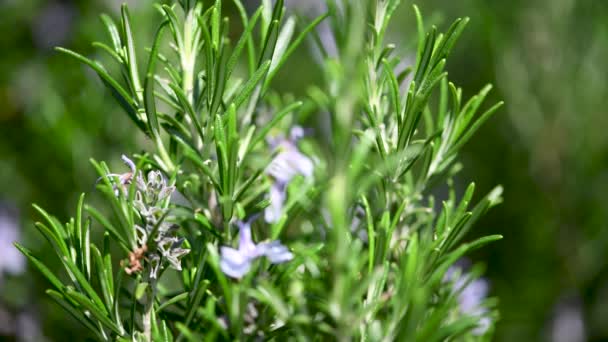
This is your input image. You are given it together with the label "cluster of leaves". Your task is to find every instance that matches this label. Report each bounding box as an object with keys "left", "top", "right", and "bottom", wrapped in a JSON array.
[{"left": 17, "top": 0, "right": 503, "bottom": 340}]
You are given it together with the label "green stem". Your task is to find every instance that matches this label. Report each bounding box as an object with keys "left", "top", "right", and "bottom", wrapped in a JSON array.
[
  {"left": 155, "top": 134, "right": 176, "bottom": 173},
  {"left": 142, "top": 278, "right": 157, "bottom": 342}
]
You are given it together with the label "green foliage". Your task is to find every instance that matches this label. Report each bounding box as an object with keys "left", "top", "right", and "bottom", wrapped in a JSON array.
[{"left": 16, "top": 0, "right": 503, "bottom": 340}]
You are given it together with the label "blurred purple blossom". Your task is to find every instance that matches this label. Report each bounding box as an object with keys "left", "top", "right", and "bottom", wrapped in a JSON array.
[
  {"left": 284, "top": 0, "right": 338, "bottom": 61},
  {"left": 0, "top": 203, "right": 44, "bottom": 340},
  {"left": 445, "top": 264, "right": 491, "bottom": 335},
  {"left": 549, "top": 295, "right": 585, "bottom": 342},
  {"left": 0, "top": 308, "right": 45, "bottom": 341},
  {"left": 244, "top": 1, "right": 337, "bottom": 61},
  {"left": 32, "top": 2, "right": 75, "bottom": 50},
  {"left": 0, "top": 203, "right": 26, "bottom": 284},
  {"left": 220, "top": 216, "right": 293, "bottom": 279},
  {"left": 264, "top": 126, "right": 314, "bottom": 223}
]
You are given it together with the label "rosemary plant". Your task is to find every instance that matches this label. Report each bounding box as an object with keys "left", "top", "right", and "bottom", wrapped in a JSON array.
[{"left": 16, "top": 0, "right": 503, "bottom": 340}]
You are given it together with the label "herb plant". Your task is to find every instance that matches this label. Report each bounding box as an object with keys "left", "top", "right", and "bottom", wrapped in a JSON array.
[{"left": 16, "top": 0, "right": 503, "bottom": 340}]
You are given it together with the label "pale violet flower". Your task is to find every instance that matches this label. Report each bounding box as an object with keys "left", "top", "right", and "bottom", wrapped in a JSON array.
[
  {"left": 32, "top": 2, "right": 75, "bottom": 50},
  {"left": 0, "top": 203, "right": 26, "bottom": 284},
  {"left": 0, "top": 308, "right": 45, "bottom": 342},
  {"left": 98, "top": 154, "right": 137, "bottom": 196},
  {"left": 0, "top": 204, "right": 42, "bottom": 340},
  {"left": 220, "top": 216, "right": 293, "bottom": 279},
  {"left": 550, "top": 295, "right": 585, "bottom": 342},
  {"left": 283, "top": 0, "right": 338, "bottom": 61},
  {"left": 445, "top": 263, "right": 492, "bottom": 335},
  {"left": 264, "top": 126, "right": 314, "bottom": 223}
]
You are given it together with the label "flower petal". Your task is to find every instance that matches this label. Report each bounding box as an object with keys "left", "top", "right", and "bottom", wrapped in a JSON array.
[
  {"left": 289, "top": 125, "right": 305, "bottom": 141},
  {"left": 264, "top": 183, "right": 286, "bottom": 223},
  {"left": 286, "top": 150, "right": 314, "bottom": 179},
  {"left": 220, "top": 246, "right": 252, "bottom": 279},
  {"left": 257, "top": 241, "right": 293, "bottom": 264},
  {"left": 121, "top": 154, "right": 136, "bottom": 173}
]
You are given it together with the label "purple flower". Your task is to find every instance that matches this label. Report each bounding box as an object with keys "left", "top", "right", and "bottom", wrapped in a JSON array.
[
  {"left": 283, "top": 0, "right": 338, "bottom": 61},
  {"left": 32, "top": 3, "right": 75, "bottom": 50},
  {"left": 98, "top": 154, "right": 137, "bottom": 196},
  {"left": 550, "top": 295, "right": 585, "bottom": 342},
  {"left": 445, "top": 264, "right": 491, "bottom": 335},
  {"left": 264, "top": 126, "right": 314, "bottom": 223},
  {"left": 220, "top": 217, "right": 293, "bottom": 279},
  {"left": 0, "top": 204, "right": 26, "bottom": 284},
  {"left": 0, "top": 308, "right": 44, "bottom": 341}
]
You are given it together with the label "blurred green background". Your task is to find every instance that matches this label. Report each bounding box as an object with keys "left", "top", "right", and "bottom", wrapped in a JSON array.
[{"left": 1, "top": 0, "right": 607, "bottom": 341}]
